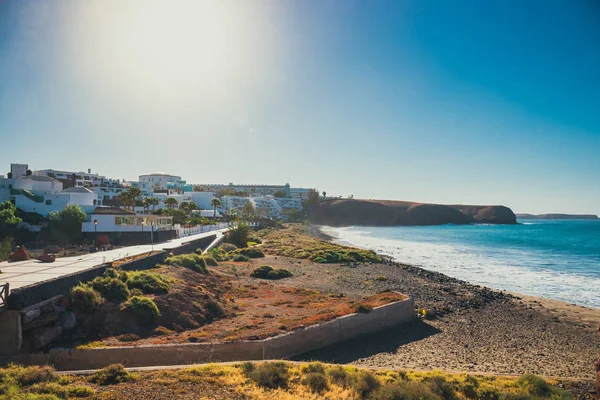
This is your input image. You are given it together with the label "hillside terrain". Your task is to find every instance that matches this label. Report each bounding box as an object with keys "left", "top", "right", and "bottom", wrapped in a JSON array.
[
  {"left": 516, "top": 213, "right": 598, "bottom": 220},
  {"left": 307, "top": 199, "right": 517, "bottom": 226}
]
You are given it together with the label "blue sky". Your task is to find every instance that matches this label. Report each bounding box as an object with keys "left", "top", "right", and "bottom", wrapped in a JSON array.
[{"left": 0, "top": 0, "right": 599, "bottom": 214}]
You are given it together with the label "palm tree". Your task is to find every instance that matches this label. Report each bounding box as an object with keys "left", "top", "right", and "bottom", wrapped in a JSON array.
[
  {"left": 322, "top": 191, "right": 327, "bottom": 198},
  {"left": 164, "top": 197, "right": 178, "bottom": 209},
  {"left": 142, "top": 198, "right": 151, "bottom": 214},
  {"left": 147, "top": 197, "right": 159, "bottom": 213},
  {"left": 117, "top": 191, "right": 133, "bottom": 210},
  {"left": 210, "top": 198, "right": 222, "bottom": 218}
]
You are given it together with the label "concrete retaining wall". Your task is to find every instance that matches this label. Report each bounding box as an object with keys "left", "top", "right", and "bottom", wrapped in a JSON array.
[
  {"left": 7, "top": 264, "right": 111, "bottom": 310},
  {"left": 0, "top": 297, "right": 414, "bottom": 370},
  {"left": 164, "top": 234, "right": 217, "bottom": 256}
]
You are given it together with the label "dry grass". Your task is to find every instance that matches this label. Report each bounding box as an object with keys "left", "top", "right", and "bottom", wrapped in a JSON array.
[{"left": 0, "top": 363, "right": 578, "bottom": 400}]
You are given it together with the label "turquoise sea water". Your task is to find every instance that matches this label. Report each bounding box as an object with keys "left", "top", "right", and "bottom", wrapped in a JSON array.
[{"left": 321, "top": 220, "right": 600, "bottom": 308}]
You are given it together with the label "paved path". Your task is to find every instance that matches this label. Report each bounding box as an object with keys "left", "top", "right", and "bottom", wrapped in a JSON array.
[{"left": 0, "top": 228, "right": 228, "bottom": 293}]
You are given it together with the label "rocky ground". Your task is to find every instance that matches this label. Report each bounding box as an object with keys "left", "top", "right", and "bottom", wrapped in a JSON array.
[{"left": 246, "top": 252, "right": 599, "bottom": 382}]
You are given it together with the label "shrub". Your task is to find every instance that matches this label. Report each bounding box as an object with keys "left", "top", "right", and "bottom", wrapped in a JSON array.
[
  {"left": 220, "top": 243, "right": 238, "bottom": 252},
  {"left": 240, "top": 362, "right": 256, "bottom": 376},
  {"left": 122, "top": 296, "right": 160, "bottom": 327},
  {"left": 130, "top": 288, "right": 143, "bottom": 296},
  {"left": 349, "top": 370, "right": 380, "bottom": 398},
  {"left": 70, "top": 285, "right": 102, "bottom": 312},
  {"left": 371, "top": 382, "right": 441, "bottom": 400},
  {"left": 30, "top": 382, "right": 67, "bottom": 398},
  {"left": 237, "top": 248, "right": 265, "bottom": 258},
  {"left": 164, "top": 254, "right": 208, "bottom": 273},
  {"left": 0, "top": 237, "right": 14, "bottom": 262},
  {"left": 301, "top": 362, "right": 325, "bottom": 374},
  {"left": 89, "top": 276, "right": 130, "bottom": 303},
  {"left": 90, "top": 364, "right": 134, "bottom": 385},
  {"left": 327, "top": 366, "right": 349, "bottom": 386},
  {"left": 126, "top": 271, "right": 170, "bottom": 294},
  {"left": 103, "top": 268, "right": 128, "bottom": 281},
  {"left": 117, "top": 333, "right": 140, "bottom": 342},
  {"left": 244, "top": 362, "right": 289, "bottom": 389},
  {"left": 460, "top": 376, "right": 479, "bottom": 399},
  {"left": 233, "top": 254, "right": 249, "bottom": 262},
  {"left": 517, "top": 374, "right": 551, "bottom": 397},
  {"left": 302, "top": 372, "right": 328, "bottom": 394},
  {"left": 0, "top": 365, "right": 57, "bottom": 386},
  {"left": 202, "top": 256, "right": 219, "bottom": 266},
  {"left": 424, "top": 376, "right": 457, "bottom": 400},
  {"left": 67, "top": 385, "right": 96, "bottom": 397},
  {"left": 251, "top": 265, "right": 293, "bottom": 280},
  {"left": 355, "top": 304, "right": 373, "bottom": 313},
  {"left": 375, "top": 275, "right": 388, "bottom": 281}
]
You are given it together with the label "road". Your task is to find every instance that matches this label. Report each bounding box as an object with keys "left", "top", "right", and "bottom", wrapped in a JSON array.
[{"left": 0, "top": 228, "right": 228, "bottom": 294}]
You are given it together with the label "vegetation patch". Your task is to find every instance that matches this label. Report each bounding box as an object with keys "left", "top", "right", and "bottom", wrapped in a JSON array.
[
  {"left": 70, "top": 284, "right": 102, "bottom": 312},
  {"left": 121, "top": 296, "right": 160, "bottom": 327},
  {"left": 165, "top": 253, "right": 209, "bottom": 273},
  {"left": 259, "top": 226, "right": 381, "bottom": 264},
  {"left": 126, "top": 271, "right": 170, "bottom": 294},
  {"left": 250, "top": 265, "right": 293, "bottom": 280},
  {"left": 89, "top": 276, "right": 130, "bottom": 303},
  {"left": 90, "top": 364, "right": 135, "bottom": 385},
  {"left": 0, "top": 362, "right": 577, "bottom": 399},
  {"left": 235, "top": 247, "right": 265, "bottom": 258}
]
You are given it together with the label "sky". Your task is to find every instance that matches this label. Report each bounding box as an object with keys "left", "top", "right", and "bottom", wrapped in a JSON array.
[{"left": 0, "top": 0, "right": 599, "bottom": 214}]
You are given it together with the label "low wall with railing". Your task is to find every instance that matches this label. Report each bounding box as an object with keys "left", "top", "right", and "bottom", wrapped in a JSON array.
[{"left": 0, "top": 297, "right": 414, "bottom": 370}]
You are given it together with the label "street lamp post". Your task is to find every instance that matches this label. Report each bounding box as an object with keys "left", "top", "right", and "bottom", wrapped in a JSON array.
[{"left": 150, "top": 221, "right": 154, "bottom": 251}]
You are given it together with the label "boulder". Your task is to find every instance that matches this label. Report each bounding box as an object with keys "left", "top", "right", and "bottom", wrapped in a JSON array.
[
  {"left": 22, "top": 313, "right": 58, "bottom": 332},
  {"left": 10, "top": 246, "right": 30, "bottom": 261},
  {"left": 59, "top": 312, "right": 77, "bottom": 331},
  {"left": 29, "top": 325, "right": 62, "bottom": 350},
  {"left": 22, "top": 308, "right": 42, "bottom": 324},
  {"left": 37, "top": 253, "right": 56, "bottom": 263}
]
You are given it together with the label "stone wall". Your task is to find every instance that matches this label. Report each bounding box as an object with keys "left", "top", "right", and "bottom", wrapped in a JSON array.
[{"left": 0, "top": 297, "right": 414, "bottom": 370}]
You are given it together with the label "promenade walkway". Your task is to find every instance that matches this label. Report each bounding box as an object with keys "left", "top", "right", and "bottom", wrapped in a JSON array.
[{"left": 0, "top": 228, "right": 228, "bottom": 294}]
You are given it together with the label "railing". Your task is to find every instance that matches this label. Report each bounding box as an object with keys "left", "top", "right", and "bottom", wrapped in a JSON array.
[
  {"left": 0, "top": 282, "right": 8, "bottom": 310},
  {"left": 175, "top": 222, "right": 231, "bottom": 239}
]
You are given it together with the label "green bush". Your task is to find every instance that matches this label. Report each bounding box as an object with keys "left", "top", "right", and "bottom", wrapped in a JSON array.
[
  {"left": 301, "top": 362, "right": 326, "bottom": 374},
  {"left": 237, "top": 248, "right": 265, "bottom": 258},
  {"left": 244, "top": 362, "right": 289, "bottom": 389},
  {"left": 220, "top": 243, "right": 238, "bottom": 252},
  {"left": 251, "top": 265, "right": 293, "bottom": 280},
  {"left": 126, "top": 271, "right": 170, "bottom": 294},
  {"left": 103, "top": 268, "right": 128, "bottom": 281},
  {"left": 460, "top": 376, "right": 479, "bottom": 399},
  {"left": 302, "top": 372, "right": 328, "bottom": 394},
  {"left": 226, "top": 223, "right": 251, "bottom": 248},
  {"left": 67, "top": 385, "right": 96, "bottom": 397},
  {"left": 371, "top": 382, "right": 441, "bottom": 400},
  {"left": 327, "top": 366, "right": 349, "bottom": 387},
  {"left": 240, "top": 362, "right": 256, "bottom": 376},
  {"left": 202, "top": 256, "right": 219, "bottom": 266},
  {"left": 70, "top": 285, "right": 102, "bottom": 312},
  {"left": 355, "top": 304, "right": 373, "bottom": 313},
  {"left": 165, "top": 254, "right": 208, "bottom": 273},
  {"left": 30, "top": 382, "right": 67, "bottom": 398},
  {"left": 349, "top": 370, "right": 380, "bottom": 398},
  {"left": 89, "top": 276, "right": 130, "bottom": 303},
  {"left": 0, "top": 365, "right": 57, "bottom": 386},
  {"left": 90, "top": 364, "right": 134, "bottom": 385},
  {"left": 424, "top": 376, "right": 457, "bottom": 400},
  {"left": 233, "top": 254, "right": 249, "bottom": 262},
  {"left": 0, "top": 237, "right": 14, "bottom": 262},
  {"left": 517, "top": 374, "right": 551, "bottom": 397},
  {"left": 122, "top": 296, "right": 160, "bottom": 327}
]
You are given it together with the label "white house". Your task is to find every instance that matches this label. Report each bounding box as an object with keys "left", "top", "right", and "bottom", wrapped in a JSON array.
[
  {"left": 34, "top": 168, "right": 106, "bottom": 188},
  {"left": 0, "top": 174, "right": 97, "bottom": 216},
  {"left": 81, "top": 207, "right": 173, "bottom": 233}
]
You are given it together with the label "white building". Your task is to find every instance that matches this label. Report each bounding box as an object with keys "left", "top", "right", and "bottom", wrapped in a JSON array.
[
  {"left": 139, "top": 173, "right": 182, "bottom": 190},
  {"left": 81, "top": 207, "right": 173, "bottom": 233},
  {"left": 220, "top": 195, "right": 302, "bottom": 219},
  {"left": 0, "top": 175, "right": 98, "bottom": 216},
  {"left": 34, "top": 168, "right": 106, "bottom": 188}
]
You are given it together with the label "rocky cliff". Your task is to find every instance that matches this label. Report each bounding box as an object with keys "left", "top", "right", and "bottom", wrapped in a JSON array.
[
  {"left": 307, "top": 199, "right": 517, "bottom": 226},
  {"left": 516, "top": 213, "right": 598, "bottom": 220}
]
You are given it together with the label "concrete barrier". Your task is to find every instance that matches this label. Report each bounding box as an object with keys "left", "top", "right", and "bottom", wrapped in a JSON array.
[
  {"left": 0, "top": 311, "right": 22, "bottom": 356},
  {"left": 1, "top": 297, "right": 414, "bottom": 370}
]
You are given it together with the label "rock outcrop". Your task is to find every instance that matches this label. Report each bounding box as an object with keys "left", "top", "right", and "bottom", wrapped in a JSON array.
[{"left": 307, "top": 199, "right": 517, "bottom": 227}]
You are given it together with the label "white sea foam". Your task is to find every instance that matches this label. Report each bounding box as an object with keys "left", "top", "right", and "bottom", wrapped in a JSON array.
[{"left": 321, "top": 226, "right": 600, "bottom": 308}]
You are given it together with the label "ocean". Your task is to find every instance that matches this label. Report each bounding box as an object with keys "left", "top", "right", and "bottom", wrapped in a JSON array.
[{"left": 321, "top": 220, "right": 600, "bottom": 308}]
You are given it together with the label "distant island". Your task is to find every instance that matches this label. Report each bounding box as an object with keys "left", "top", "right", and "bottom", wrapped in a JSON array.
[
  {"left": 516, "top": 213, "right": 599, "bottom": 220},
  {"left": 308, "top": 199, "right": 517, "bottom": 226}
]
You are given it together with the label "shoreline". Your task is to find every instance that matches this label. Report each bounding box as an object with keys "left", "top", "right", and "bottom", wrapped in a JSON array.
[
  {"left": 316, "top": 224, "right": 600, "bottom": 315},
  {"left": 298, "top": 224, "right": 599, "bottom": 379}
]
